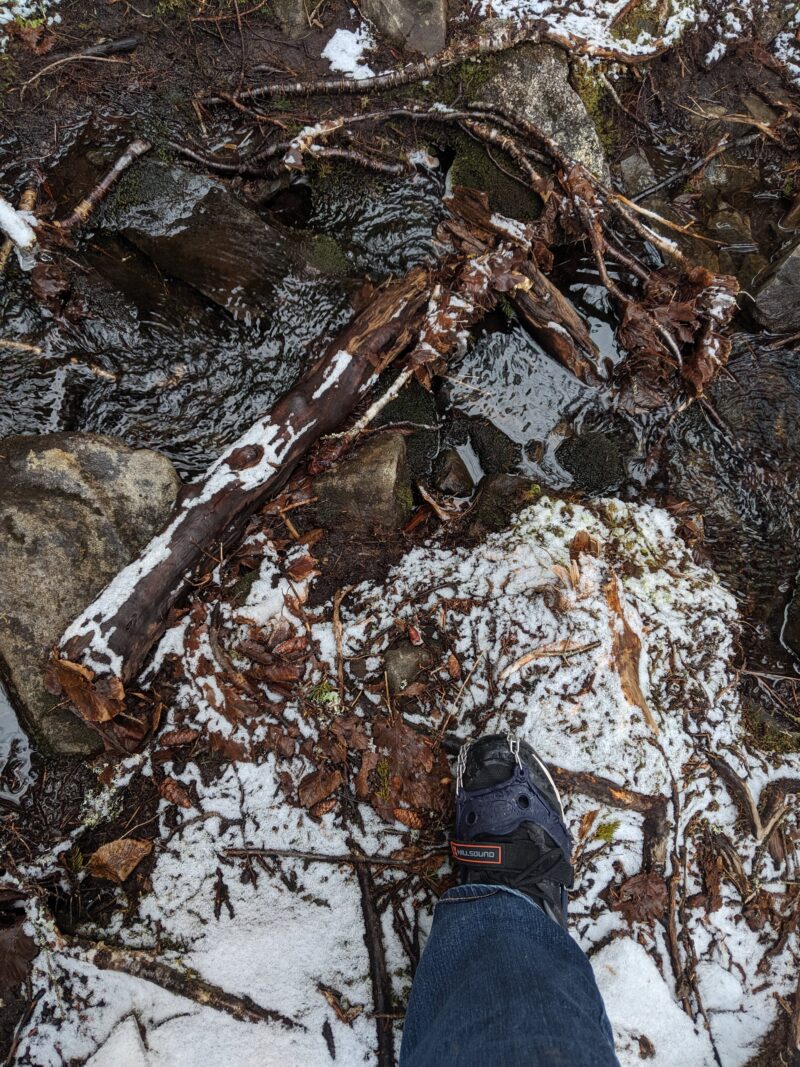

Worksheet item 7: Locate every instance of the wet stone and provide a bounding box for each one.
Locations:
[618,148,657,198]
[384,639,436,694]
[0,433,180,755]
[314,432,413,534]
[432,448,474,496]
[467,473,541,539]
[476,42,610,180]
[360,0,446,55]
[556,431,625,495]
[104,161,304,321]
[752,239,800,333]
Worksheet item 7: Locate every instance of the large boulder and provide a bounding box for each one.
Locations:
[752,239,800,333]
[360,0,446,55]
[314,432,413,534]
[0,433,181,755]
[477,43,610,179]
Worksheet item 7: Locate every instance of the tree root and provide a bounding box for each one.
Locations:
[61,934,303,1029]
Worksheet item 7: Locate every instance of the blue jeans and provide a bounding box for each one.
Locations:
[400,884,619,1066]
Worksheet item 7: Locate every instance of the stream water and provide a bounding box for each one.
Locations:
[2,125,799,795]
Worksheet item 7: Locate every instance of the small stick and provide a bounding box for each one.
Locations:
[224,845,443,870]
[348,837,395,1067]
[21,37,141,92]
[333,585,354,699]
[55,139,152,235]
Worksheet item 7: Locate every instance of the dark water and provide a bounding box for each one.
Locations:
[2,122,799,790]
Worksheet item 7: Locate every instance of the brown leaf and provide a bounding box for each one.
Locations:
[298,768,343,809]
[0,919,38,989]
[609,871,668,925]
[578,809,600,841]
[605,579,659,734]
[570,530,602,560]
[356,751,380,798]
[87,838,153,883]
[160,777,193,809]
[49,657,126,723]
[286,555,317,582]
[318,983,363,1025]
[446,652,461,679]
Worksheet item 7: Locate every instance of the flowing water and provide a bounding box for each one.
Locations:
[2,124,799,793]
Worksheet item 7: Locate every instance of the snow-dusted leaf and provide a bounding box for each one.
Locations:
[87,838,153,884]
[0,919,38,989]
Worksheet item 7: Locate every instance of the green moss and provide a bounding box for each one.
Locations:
[375,757,391,801]
[611,0,672,42]
[298,232,350,276]
[569,63,618,155]
[595,820,620,843]
[741,700,800,755]
[449,132,540,222]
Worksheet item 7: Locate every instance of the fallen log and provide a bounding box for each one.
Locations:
[48,266,430,743]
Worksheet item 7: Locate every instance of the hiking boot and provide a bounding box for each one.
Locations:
[450,733,574,928]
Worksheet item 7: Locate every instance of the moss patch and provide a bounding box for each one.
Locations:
[448,132,540,222]
[569,62,618,156]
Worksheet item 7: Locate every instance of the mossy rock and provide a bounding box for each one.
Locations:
[467,473,541,538]
[448,132,541,222]
[556,431,626,495]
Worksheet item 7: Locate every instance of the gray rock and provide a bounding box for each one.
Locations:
[106,161,302,320]
[432,449,474,496]
[315,433,413,534]
[384,639,435,694]
[360,0,446,55]
[272,0,306,37]
[477,43,609,179]
[752,240,800,333]
[0,433,181,755]
[618,148,657,198]
[556,431,625,494]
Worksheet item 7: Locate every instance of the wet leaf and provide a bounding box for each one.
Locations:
[310,796,338,818]
[355,751,379,798]
[393,807,425,829]
[578,809,600,841]
[446,652,461,680]
[608,871,668,925]
[318,983,363,1025]
[0,919,38,989]
[87,838,153,883]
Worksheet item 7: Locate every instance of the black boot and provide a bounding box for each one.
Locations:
[450,733,574,928]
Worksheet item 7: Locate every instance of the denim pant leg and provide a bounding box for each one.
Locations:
[400,884,619,1067]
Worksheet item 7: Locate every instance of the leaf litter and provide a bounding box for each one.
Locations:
[12,495,800,1067]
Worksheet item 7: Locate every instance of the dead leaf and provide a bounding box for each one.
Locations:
[446,652,461,679]
[608,871,668,925]
[605,578,659,734]
[318,983,364,1025]
[355,751,379,798]
[160,777,193,809]
[570,530,602,560]
[578,809,600,841]
[298,768,343,809]
[87,838,153,883]
[310,796,338,818]
[0,919,38,989]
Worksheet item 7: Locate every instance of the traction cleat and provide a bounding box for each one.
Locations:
[450,733,574,928]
